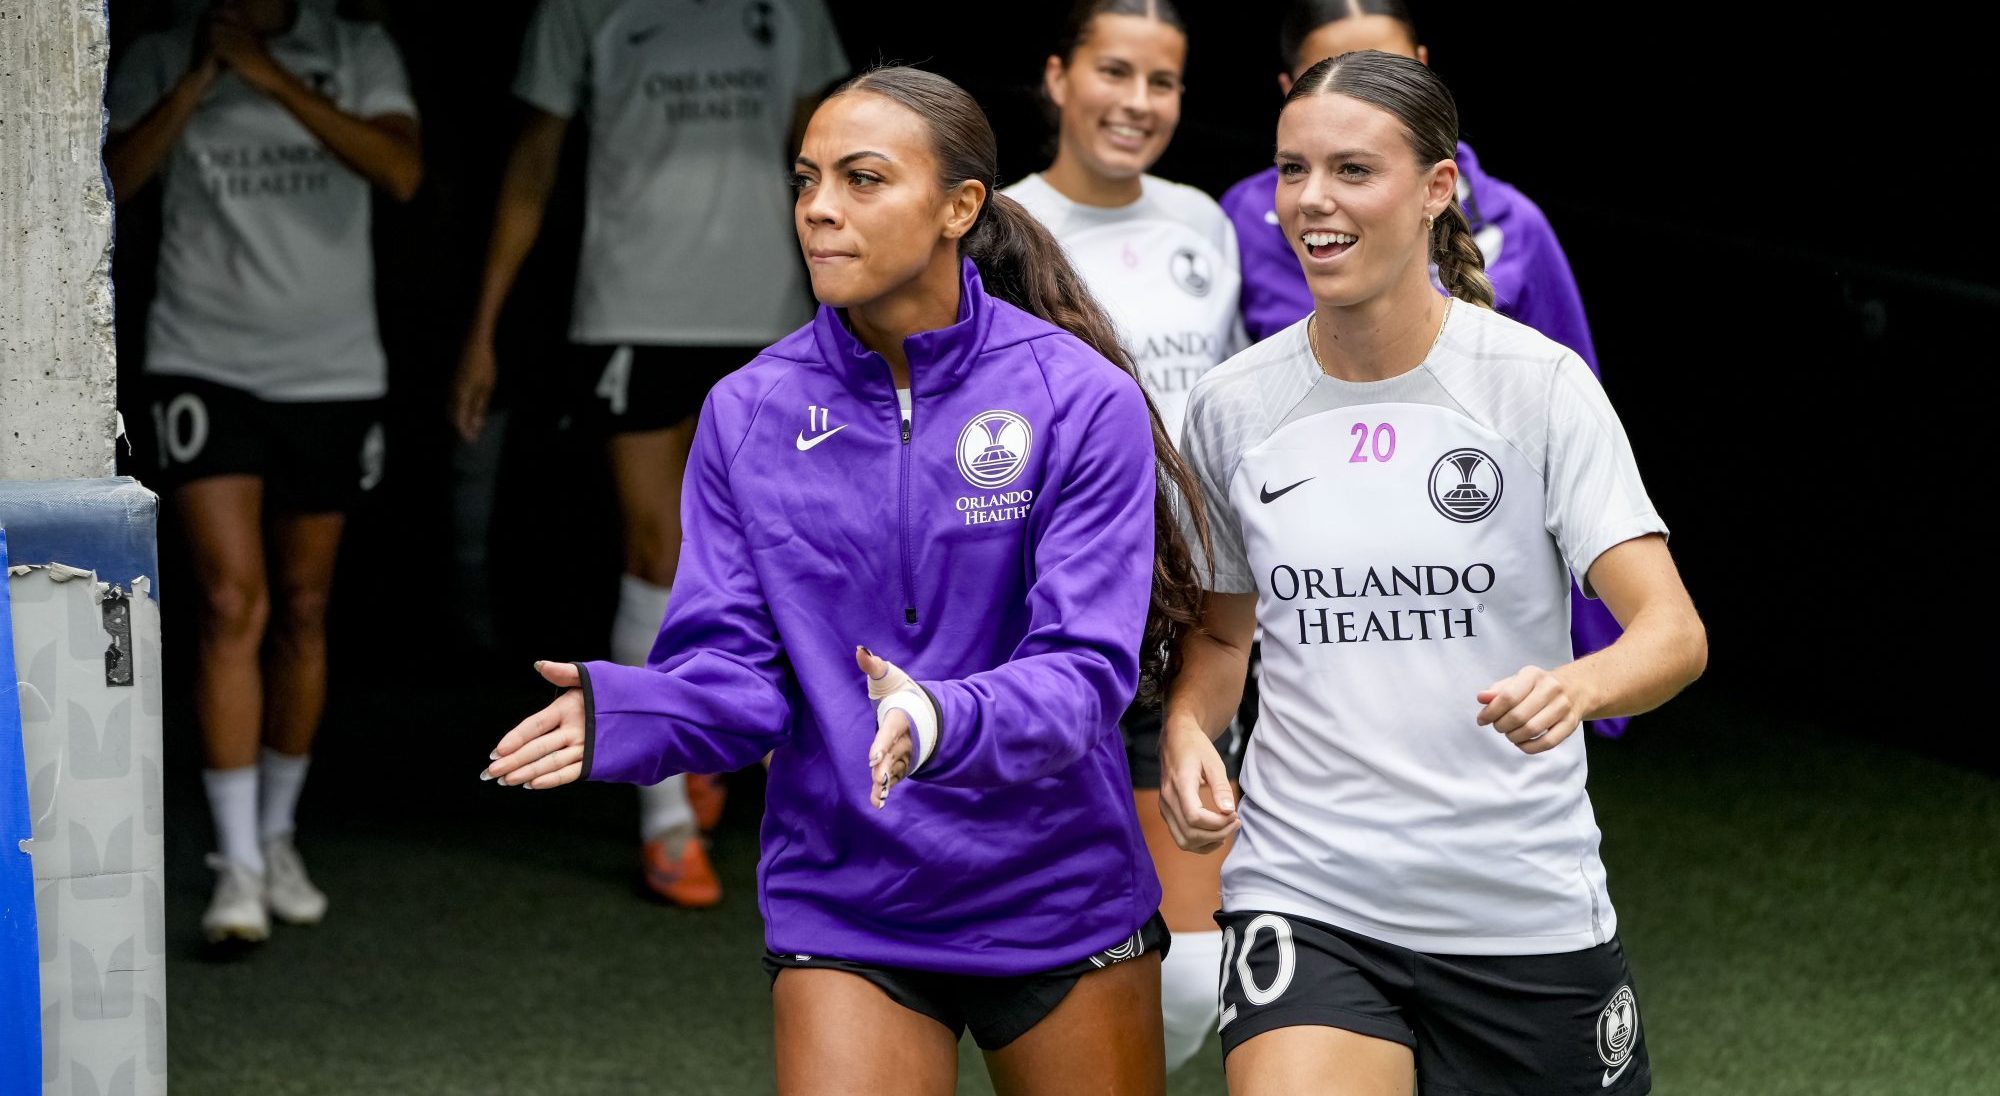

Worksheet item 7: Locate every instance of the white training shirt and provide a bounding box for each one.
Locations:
[1004,173,1246,441]
[1180,304,1668,955]
[514,0,848,346]
[107,10,417,401]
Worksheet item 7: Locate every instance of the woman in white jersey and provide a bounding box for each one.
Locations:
[1003,0,1245,1071]
[1160,52,1706,1094]
[104,0,422,945]
[449,0,849,907]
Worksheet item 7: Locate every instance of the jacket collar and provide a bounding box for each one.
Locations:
[812,258,996,399]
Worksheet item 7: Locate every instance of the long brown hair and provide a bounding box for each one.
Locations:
[1283,50,1495,308]
[829,65,1208,703]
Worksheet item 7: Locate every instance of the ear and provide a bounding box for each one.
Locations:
[1277,71,1294,97]
[1416,44,1431,67]
[1044,54,1069,111]
[942,178,987,242]
[1422,157,1459,221]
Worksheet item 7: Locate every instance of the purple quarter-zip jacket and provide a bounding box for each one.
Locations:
[573,259,1163,976]
[1220,143,1628,734]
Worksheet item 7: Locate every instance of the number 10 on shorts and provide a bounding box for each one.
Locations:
[1218,913,1298,1029]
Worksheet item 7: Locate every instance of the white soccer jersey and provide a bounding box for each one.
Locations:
[1004,173,1246,441]
[1180,304,1667,955]
[515,0,848,345]
[107,11,416,401]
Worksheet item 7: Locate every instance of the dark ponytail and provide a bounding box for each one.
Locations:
[1285,50,1495,310]
[830,66,1208,703]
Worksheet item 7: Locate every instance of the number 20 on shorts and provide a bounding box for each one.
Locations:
[1218,914,1299,1028]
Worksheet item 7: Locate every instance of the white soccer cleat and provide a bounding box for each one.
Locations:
[202,854,271,944]
[262,836,329,925]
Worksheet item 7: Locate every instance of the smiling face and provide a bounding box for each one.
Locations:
[791,92,983,310]
[1045,13,1187,184]
[1274,90,1455,309]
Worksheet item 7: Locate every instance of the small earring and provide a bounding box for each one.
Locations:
[1425,214,1435,230]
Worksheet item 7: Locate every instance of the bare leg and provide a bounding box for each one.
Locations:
[983,953,1166,1096]
[608,420,697,587]
[1225,1027,1414,1096]
[176,476,269,771]
[773,969,960,1096]
[261,511,345,756]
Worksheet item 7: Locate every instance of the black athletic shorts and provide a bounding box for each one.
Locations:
[763,912,1170,1051]
[1217,909,1650,1095]
[140,375,385,513]
[567,343,754,434]
[1124,641,1259,789]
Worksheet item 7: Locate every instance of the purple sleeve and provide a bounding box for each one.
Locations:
[1221,170,1315,344]
[913,366,1153,788]
[1501,202,1599,373]
[577,395,793,783]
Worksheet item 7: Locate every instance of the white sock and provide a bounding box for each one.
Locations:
[258,747,311,844]
[611,573,671,667]
[615,575,693,843]
[639,777,695,844]
[1161,929,1224,1072]
[203,766,264,875]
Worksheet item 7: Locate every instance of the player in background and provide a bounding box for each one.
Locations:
[1220,0,1628,733]
[1163,51,1705,1094]
[1003,0,1244,1071]
[484,66,1211,1095]
[105,0,423,944]
[449,0,850,907]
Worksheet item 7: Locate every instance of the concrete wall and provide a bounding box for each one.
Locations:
[0,0,118,481]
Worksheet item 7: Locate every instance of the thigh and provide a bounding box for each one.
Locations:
[1226,1025,1413,1096]
[772,967,960,1096]
[982,952,1165,1096]
[174,475,267,605]
[264,511,346,609]
[1409,938,1651,1095]
[607,421,697,526]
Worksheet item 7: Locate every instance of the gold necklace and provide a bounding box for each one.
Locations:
[1308,296,1455,378]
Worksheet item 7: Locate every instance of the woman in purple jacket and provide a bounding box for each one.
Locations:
[1219,0,1626,732]
[483,66,1205,1095]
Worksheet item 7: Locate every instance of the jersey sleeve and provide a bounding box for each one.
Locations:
[1216,219,1252,359]
[1543,355,1667,597]
[575,391,795,783]
[910,361,1152,788]
[1178,385,1256,594]
[792,0,850,96]
[106,32,175,133]
[349,24,417,120]
[512,0,591,119]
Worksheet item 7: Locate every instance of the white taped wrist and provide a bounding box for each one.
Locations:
[878,686,939,774]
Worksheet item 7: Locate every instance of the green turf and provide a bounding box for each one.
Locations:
[156,683,1996,1093]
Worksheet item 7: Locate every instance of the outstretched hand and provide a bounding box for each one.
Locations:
[857,647,915,809]
[484,660,587,789]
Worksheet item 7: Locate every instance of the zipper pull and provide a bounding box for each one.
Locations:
[904,607,917,624]
[901,418,911,444]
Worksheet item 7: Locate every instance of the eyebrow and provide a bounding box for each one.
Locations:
[793,150,894,170]
[1274,148,1384,162]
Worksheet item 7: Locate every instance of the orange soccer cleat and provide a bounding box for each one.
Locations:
[641,834,722,909]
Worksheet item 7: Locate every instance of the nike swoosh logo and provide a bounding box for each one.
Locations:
[1259,477,1314,503]
[627,25,663,45]
[1601,1059,1632,1088]
[794,425,848,451]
